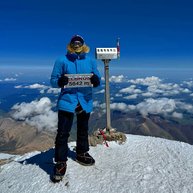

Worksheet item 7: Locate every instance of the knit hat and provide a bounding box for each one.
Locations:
[70,35,84,45]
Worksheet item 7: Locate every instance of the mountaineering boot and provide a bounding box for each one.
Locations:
[76,152,95,166]
[52,162,67,183]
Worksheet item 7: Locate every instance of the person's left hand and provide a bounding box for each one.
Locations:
[58,75,69,87]
[90,74,100,87]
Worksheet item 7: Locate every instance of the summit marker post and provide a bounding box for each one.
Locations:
[95,38,120,132]
[89,38,126,146]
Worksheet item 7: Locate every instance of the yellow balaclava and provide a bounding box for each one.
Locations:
[67,44,90,54]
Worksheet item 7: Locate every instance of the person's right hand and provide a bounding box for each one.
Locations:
[90,74,100,87]
[58,75,69,87]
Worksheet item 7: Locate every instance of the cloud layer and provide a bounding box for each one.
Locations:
[8,75,193,132]
[94,76,193,119]
[11,97,57,131]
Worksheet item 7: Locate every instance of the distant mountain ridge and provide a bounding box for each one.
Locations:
[0,118,54,154]
[89,110,193,145]
[1,110,193,155]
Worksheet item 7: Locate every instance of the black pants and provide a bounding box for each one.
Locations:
[55,110,90,162]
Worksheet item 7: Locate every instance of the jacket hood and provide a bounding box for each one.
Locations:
[67,44,90,54]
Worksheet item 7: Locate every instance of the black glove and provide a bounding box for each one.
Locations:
[58,75,69,87]
[90,74,100,87]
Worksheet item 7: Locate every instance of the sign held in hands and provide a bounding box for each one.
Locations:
[65,74,93,88]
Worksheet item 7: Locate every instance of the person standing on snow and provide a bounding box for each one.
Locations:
[50,35,101,182]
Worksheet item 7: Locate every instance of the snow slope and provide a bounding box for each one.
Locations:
[0,134,193,193]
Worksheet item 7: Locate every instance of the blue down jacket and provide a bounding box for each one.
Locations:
[50,52,101,113]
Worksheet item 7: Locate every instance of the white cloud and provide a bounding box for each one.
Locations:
[93,75,193,117]
[177,102,193,113]
[93,101,100,107]
[101,75,126,83]
[109,75,125,83]
[96,89,105,94]
[93,101,106,113]
[136,98,176,116]
[15,85,22,88]
[25,111,57,131]
[142,92,155,97]
[128,105,136,111]
[101,77,105,81]
[0,77,17,82]
[147,83,183,96]
[182,88,191,93]
[172,112,183,119]
[46,87,60,94]
[95,97,193,118]
[183,80,193,87]
[5,78,17,81]
[14,84,60,95]
[119,85,142,94]
[15,83,47,89]
[115,93,122,97]
[94,101,133,114]
[124,94,138,99]
[110,103,136,112]
[128,76,161,86]
[26,83,47,89]
[127,76,192,97]
[11,97,57,131]
[135,98,193,116]
[110,102,128,111]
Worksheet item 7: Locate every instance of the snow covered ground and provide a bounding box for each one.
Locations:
[0,134,193,193]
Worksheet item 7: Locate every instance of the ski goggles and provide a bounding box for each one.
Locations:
[71,41,83,47]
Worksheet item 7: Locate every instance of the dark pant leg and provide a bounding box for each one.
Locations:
[55,110,74,162]
[76,112,90,154]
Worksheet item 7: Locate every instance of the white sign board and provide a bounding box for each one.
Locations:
[65,74,93,88]
[95,48,118,60]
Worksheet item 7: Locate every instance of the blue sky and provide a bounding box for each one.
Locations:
[0,0,193,69]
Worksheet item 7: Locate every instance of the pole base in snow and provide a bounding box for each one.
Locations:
[89,128,127,147]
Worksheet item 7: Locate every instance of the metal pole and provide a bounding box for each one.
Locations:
[103,59,111,132]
